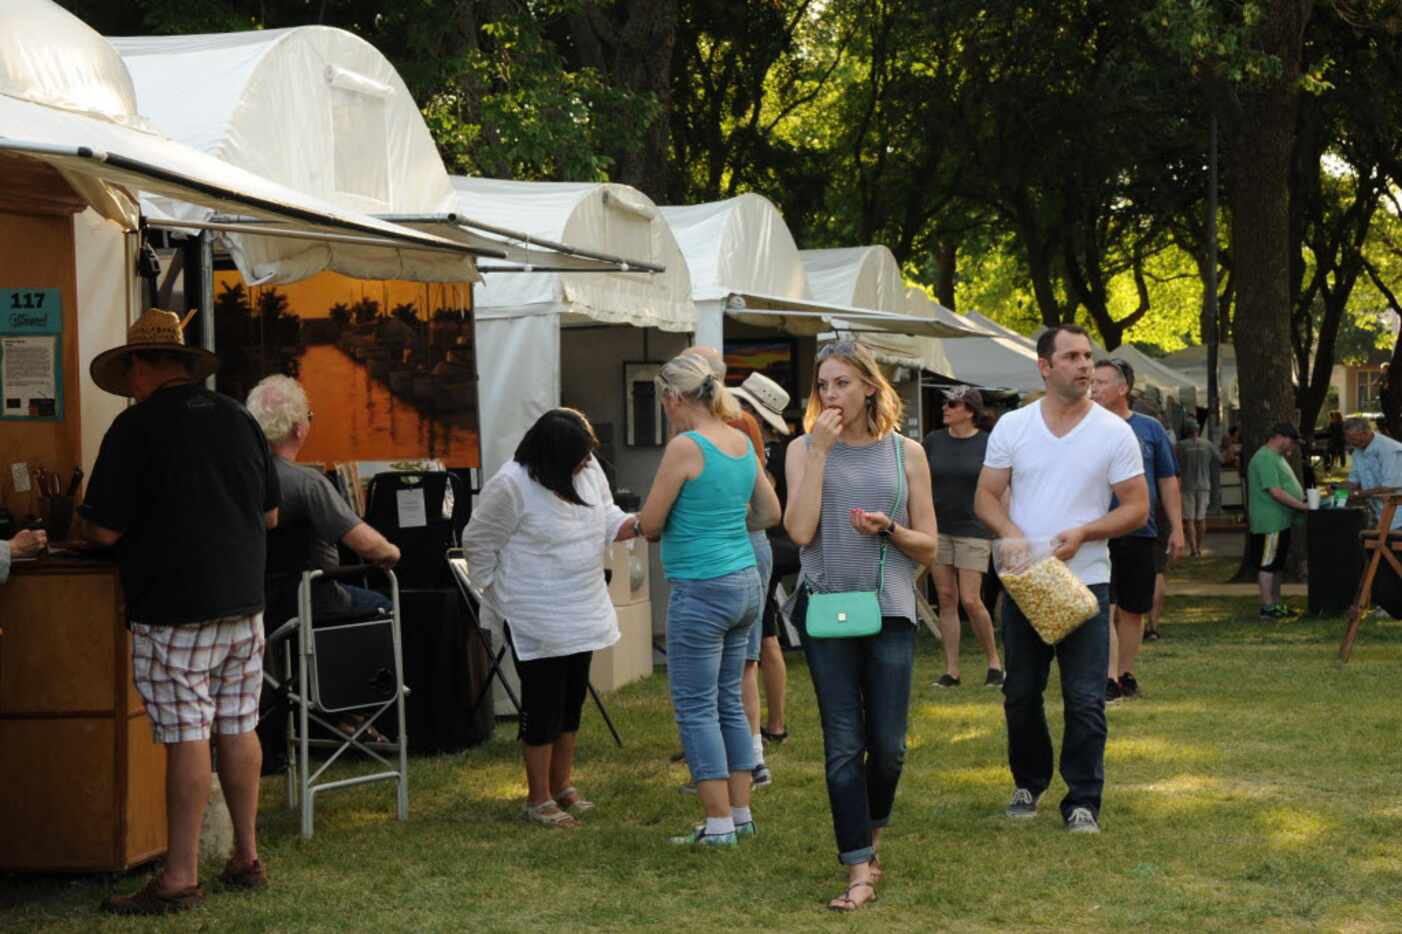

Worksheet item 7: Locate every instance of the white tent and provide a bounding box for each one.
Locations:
[661,195,967,347]
[927,309,1044,393]
[1162,344,1238,407]
[1,0,485,475]
[109,26,481,284]
[801,247,983,373]
[451,178,695,477]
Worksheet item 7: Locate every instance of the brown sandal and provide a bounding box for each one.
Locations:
[828,880,877,912]
[522,800,583,828]
[102,874,205,915]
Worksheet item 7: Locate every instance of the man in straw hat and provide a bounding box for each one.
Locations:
[731,371,794,756]
[81,309,281,914]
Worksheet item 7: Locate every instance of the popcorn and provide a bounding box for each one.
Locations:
[999,556,1099,645]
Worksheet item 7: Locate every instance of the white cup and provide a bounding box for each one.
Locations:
[1307,488,1321,510]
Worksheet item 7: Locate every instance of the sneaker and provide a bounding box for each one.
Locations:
[933,673,961,688]
[1005,787,1040,819]
[1066,807,1100,833]
[984,668,1005,688]
[1105,678,1123,704]
[1118,672,1139,699]
[1271,603,1298,618]
[735,819,758,838]
[752,764,773,788]
[667,825,738,847]
[1144,628,1161,642]
[760,727,788,745]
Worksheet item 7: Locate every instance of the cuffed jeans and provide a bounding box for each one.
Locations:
[747,531,774,660]
[795,587,915,865]
[667,568,762,782]
[1001,583,1110,820]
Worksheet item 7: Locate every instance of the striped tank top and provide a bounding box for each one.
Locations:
[798,433,917,623]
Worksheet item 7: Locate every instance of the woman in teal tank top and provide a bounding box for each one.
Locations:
[638,352,781,847]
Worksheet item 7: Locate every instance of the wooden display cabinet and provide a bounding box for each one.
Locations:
[0,558,167,871]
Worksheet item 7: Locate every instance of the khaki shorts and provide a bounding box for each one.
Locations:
[935,535,993,572]
[131,613,265,744]
[1181,489,1209,521]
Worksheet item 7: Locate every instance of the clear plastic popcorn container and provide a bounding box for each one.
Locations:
[992,537,1099,645]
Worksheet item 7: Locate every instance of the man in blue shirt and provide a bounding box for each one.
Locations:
[1091,359,1183,700]
[1344,416,1402,530]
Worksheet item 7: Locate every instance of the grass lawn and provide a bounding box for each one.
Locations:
[5,560,1402,932]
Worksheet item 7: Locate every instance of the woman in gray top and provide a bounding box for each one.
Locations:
[784,341,937,911]
[923,385,1003,689]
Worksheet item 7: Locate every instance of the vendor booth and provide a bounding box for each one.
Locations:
[447,177,693,703]
[0,1,499,872]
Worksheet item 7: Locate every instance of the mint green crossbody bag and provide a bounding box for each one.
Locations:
[805,434,906,639]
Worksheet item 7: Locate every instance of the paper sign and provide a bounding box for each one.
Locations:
[2,335,58,417]
[396,487,428,529]
[10,463,30,493]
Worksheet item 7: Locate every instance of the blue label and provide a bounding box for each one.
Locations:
[1,289,61,334]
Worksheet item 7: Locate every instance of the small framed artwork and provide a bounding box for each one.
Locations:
[724,338,798,398]
[623,362,665,446]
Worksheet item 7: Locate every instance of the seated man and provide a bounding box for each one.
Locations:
[1343,416,1402,531]
[246,375,399,614]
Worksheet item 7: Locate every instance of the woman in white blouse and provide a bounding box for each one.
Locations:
[462,409,639,828]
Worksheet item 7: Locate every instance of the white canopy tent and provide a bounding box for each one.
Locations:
[1162,344,1238,407]
[1,0,489,475]
[930,308,1045,393]
[801,247,984,372]
[448,178,695,477]
[109,26,489,285]
[661,195,968,348]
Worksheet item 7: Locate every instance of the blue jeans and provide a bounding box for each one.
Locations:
[343,584,392,613]
[747,531,774,661]
[1001,583,1110,820]
[667,568,762,781]
[795,587,915,865]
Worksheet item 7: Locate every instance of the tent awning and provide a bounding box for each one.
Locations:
[387,213,666,274]
[725,293,988,339]
[0,95,482,282]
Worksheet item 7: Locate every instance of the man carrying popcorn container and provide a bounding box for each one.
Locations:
[974,324,1148,835]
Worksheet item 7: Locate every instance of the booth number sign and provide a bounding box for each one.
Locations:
[0,288,64,421]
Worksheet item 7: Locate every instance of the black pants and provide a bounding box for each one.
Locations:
[511,646,592,746]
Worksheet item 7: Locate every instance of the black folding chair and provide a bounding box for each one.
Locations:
[446,548,622,748]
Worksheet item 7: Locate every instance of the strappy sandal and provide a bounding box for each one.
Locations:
[869,855,883,883]
[522,801,582,829]
[554,786,595,813]
[828,880,877,912]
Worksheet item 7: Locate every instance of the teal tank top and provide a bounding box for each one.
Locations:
[661,431,758,581]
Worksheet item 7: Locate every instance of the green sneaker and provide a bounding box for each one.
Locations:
[667,825,738,847]
[735,819,758,838]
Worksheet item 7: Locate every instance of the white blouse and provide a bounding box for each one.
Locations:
[461,457,628,662]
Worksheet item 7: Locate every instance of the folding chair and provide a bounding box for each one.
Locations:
[261,565,409,839]
[446,548,623,748]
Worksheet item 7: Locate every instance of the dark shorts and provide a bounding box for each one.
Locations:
[510,647,592,746]
[1249,529,1292,573]
[1108,536,1157,614]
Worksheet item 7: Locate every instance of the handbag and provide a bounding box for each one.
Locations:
[805,433,905,639]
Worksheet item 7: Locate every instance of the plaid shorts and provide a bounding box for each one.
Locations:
[131,613,265,744]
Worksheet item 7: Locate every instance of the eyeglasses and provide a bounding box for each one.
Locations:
[942,400,965,409]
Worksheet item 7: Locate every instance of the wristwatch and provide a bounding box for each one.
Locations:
[632,515,644,538]
[878,520,897,538]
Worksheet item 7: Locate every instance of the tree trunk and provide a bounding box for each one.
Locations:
[1226,0,1313,582]
[934,240,957,310]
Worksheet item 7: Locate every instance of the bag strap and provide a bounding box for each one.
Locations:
[876,433,906,595]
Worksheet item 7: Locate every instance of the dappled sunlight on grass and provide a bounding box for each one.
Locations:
[913,701,1001,721]
[940,764,1011,789]
[1262,805,1330,849]
[947,727,991,744]
[1106,734,1219,765]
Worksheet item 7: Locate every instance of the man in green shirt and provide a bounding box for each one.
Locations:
[1246,422,1308,618]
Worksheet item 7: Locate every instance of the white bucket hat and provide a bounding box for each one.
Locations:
[731,372,791,435]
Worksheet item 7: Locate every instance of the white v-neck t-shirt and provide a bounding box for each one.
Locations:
[984,399,1144,585]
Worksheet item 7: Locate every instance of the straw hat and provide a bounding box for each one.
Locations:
[731,372,791,435]
[90,308,219,397]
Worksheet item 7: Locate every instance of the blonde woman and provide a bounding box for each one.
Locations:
[784,341,937,911]
[639,353,781,847]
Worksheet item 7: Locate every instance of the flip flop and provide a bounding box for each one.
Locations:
[828,880,877,912]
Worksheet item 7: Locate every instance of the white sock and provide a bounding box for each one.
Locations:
[732,806,752,825]
[705,815,736,836]
[752,733,765,765]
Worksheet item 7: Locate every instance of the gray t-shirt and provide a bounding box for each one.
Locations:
[1176,437,1220,493]
[275,458,362,610]
[923,428,992,539]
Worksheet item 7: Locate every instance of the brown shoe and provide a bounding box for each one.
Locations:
[219,857,268,891]
[102,874,205,915]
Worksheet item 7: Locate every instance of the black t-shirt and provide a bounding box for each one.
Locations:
[923,428,992,539]
[80,383,279,625]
